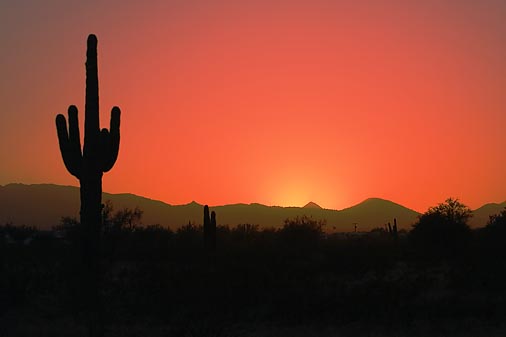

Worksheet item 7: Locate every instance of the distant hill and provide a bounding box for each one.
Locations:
[471,202,506,228]
[303,201,322,209]
[0,183,501,231]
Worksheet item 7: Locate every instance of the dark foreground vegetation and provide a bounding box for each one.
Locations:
[2,199,506,336]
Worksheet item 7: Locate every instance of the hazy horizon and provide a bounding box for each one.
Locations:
[2,181,505,213]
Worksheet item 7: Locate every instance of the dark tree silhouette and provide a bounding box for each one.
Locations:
[486,207,506,233]
[279,215,325,249]
[482,207,506,255]
[55,34,121,337]
[102,200,142,234]
[410,198,472,258]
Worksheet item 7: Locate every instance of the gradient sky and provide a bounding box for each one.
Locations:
[1,0,505,212]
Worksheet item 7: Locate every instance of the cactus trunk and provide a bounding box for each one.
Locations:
[393,218,398,240]
[80,176,102,267]
[204,205,217,253]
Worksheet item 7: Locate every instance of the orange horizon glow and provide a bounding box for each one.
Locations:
[1,1,505,213]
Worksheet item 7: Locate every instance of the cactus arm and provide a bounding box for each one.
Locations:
[84,34,100,157]
[109,106,121,157]
[101,106,121,172]
[204,205,210,228]
[67,105,82,151]
[55,106,82,179]
[56,115,69,145]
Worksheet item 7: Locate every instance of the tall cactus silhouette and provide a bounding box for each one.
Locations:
[203,205,216,252]
[56,34,120,244]
[55,34,120,337]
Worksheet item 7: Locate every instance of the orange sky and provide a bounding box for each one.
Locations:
[1,0,505,212]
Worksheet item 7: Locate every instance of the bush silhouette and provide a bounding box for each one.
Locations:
[102,200,142,234]
[410,198,472,259]
[485,207,506,233]
[279,215,325,253]
[280,215,325,237]
[482,207,506,257]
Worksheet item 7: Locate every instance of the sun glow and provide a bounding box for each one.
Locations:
[276,187,309,208]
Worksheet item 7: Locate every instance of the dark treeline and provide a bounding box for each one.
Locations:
[2,199,506,336]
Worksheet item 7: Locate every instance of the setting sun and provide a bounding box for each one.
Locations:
[271,180,311,208]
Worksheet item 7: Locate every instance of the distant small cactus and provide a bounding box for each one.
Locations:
[203,205,216,253]
[387,219,398,240]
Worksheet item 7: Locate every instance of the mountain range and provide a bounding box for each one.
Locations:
[0,183,504,232]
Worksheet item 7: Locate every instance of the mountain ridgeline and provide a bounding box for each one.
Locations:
[1,183,502,231]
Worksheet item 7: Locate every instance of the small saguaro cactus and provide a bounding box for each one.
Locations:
[55,34,120,244]
[392,218,398,240]
[387,219,398,240]
[203,205,217,252]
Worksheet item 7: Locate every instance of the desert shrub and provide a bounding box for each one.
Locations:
[480,207,506,260]
[0,223,37,242]
[485,207,506,234]
[279,215,325,247]
[409,198,472,260]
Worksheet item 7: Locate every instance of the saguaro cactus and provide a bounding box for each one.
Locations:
[392,218,398,240]
[387,219,398,240]
[55,35,120,336]
[56,34,120,244]
[203,205,216,252]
